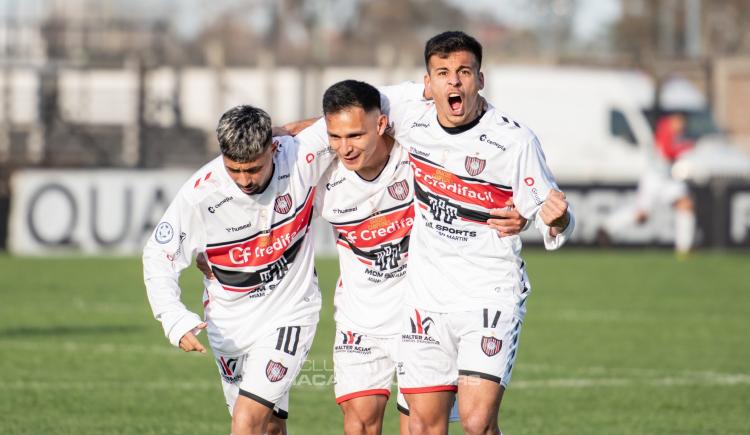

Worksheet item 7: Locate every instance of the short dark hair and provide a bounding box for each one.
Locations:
[216,105,272,162]
[322,80,381,115]
[424,31,483,70]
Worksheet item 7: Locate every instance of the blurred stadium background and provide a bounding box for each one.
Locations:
[0,1,749,434]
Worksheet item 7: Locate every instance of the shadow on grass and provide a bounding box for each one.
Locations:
[0,324,145,338]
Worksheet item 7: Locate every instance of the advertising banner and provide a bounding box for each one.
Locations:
[8,171,750,255]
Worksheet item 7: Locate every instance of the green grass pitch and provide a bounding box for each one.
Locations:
[1,250,749,434]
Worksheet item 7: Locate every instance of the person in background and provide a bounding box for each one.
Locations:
[601,112,696,256]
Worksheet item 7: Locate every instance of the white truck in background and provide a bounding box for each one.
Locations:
[483,67,750,247]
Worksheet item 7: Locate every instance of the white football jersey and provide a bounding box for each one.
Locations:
[143,135,334,355]
[321,140,414,336]
[296,117,414,336]
[380,82,576,312]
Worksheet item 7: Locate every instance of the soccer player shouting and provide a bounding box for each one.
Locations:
[379,31,575,435]
[143,105,333,435]
[197,80,528,435]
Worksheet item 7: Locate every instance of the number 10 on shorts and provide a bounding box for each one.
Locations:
[275,326,301,356]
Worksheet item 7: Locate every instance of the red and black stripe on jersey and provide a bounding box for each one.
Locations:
[330,202,413,270]
[205,187,315,292]
[409,154,512,224]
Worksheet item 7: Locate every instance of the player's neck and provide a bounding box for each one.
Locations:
[355,135,394,182]
[437,100,485,135]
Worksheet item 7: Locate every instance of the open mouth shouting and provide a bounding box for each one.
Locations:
[448,93,464,115]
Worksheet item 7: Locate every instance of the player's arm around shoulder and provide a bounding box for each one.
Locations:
[289,118,337,186]
[378,81,427,106]
[143,169,210,351]
[378,81,428,133]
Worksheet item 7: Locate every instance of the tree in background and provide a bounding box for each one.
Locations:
[613,0,750,63]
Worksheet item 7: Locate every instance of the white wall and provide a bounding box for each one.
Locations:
[0,69,39,124]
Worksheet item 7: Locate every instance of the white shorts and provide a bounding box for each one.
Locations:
[214,324,316,419]
[333,327,409,414]
[398,298,526,394]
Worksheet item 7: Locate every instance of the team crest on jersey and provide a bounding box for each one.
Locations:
[465,156,486,176]
[274,194,293,214]
[481,336,502,357]
[265,360,288,382]
[387,179,410,201]
[216,356,243,383]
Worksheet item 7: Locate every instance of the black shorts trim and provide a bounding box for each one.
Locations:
[238,389,288,419]
[458,369,502,384]
[397,403,410,416]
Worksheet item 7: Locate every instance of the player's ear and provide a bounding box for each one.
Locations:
[377,113,388,135]
[478,71,485,91]
[423,84,433,101]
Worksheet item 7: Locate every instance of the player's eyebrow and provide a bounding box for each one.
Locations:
[225,164,261,173]
[327,129,366,138]
[435,64,473,72]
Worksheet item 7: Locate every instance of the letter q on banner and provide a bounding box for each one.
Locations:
[9,169,191,256]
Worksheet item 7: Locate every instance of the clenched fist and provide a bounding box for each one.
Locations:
[540,190,570,236]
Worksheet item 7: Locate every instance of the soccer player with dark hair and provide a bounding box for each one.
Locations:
[378,31,575,435]
[143,105,334,435]
[318,78,414,434]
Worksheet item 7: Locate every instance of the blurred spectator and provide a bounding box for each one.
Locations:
[599,113,696,257]
[655,113,694,163]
